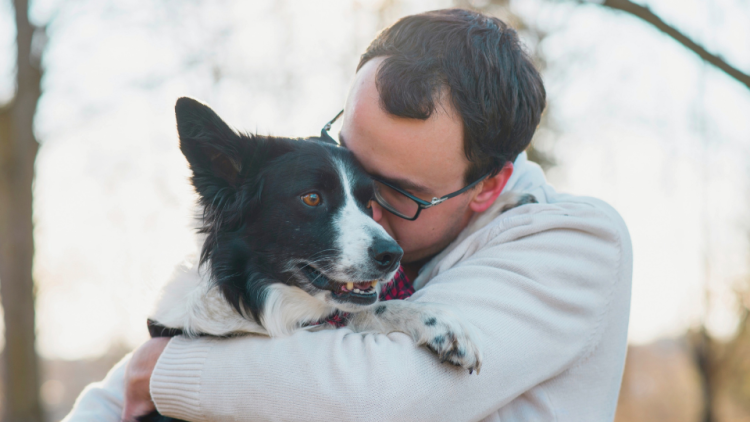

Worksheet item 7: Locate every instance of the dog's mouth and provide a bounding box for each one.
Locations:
[300,265,379,305]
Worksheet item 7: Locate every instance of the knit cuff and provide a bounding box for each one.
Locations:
[151,336,214,421]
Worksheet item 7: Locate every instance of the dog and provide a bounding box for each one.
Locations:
[140,97,524,421]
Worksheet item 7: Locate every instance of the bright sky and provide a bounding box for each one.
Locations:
[1,0,748,360]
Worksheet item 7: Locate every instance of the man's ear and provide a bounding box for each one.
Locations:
[175,97,252,200]
[469,162,514,213]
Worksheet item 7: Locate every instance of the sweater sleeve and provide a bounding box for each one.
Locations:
[62,353,131,422]
[151,200,631,422]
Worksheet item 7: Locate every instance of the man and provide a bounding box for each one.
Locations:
[66,9,632,422]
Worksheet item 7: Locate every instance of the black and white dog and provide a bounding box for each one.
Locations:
[141,97,490,421]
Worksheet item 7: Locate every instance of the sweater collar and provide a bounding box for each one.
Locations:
[500,151,547,199]
[412,153,549,290]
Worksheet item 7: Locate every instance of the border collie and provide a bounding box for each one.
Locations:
[140,97,500,421]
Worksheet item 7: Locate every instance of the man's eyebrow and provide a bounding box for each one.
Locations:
[379,176,431,195]
[338,132,430,194]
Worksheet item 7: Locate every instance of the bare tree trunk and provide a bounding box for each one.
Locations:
[693,328,715,422]
[0,0,44,420]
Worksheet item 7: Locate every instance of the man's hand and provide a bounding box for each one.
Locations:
[121,337,170,422]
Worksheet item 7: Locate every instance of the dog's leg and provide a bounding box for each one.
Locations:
[348,301,483,374]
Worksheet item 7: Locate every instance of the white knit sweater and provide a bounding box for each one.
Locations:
[64,153,632,422]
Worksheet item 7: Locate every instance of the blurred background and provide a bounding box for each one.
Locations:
[0,0,749,420]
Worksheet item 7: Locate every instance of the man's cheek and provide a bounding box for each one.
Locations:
[375,213,397,240]
[393,221,426,254]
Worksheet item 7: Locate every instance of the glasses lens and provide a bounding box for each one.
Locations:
[373,180,420,219]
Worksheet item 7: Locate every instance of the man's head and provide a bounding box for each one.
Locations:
[339,9,546,264]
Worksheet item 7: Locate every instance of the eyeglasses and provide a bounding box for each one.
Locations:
[321,110,489,221]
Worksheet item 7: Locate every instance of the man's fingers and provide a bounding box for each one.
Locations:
[121,337,171,422]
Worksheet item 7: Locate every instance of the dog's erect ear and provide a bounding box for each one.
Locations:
[175,97,296,242]
[175,97,248,191]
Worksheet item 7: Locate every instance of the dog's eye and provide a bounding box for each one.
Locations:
[301,192,322,207]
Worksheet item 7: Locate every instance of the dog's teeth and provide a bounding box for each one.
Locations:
[370,281,378,288]
[346,282,354,291]
[354,288,361,293]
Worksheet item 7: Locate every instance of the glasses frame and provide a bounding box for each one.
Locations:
[321,110,490,221]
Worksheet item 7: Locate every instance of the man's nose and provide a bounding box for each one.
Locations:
[369,200,383,222]
[369,237,403,271]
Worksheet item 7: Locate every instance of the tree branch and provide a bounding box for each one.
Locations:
[591,0,750,90]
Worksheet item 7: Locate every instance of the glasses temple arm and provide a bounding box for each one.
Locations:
[426,173,491,207]
[323,110,344,132]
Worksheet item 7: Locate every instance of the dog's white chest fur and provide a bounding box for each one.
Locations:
[151,261,336,338]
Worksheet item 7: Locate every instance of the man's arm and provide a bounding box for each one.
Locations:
[62,353,130,422]
[152,200,631,422]
[65,338,171,422]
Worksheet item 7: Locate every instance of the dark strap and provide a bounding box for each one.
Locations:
[147,319,185,338]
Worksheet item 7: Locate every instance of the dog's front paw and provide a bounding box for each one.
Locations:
[417,309,483,374]
[353,301,483,374]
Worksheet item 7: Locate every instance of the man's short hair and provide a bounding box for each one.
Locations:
[358,9,546,183]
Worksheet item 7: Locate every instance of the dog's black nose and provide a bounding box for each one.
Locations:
[369,238,403,271]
